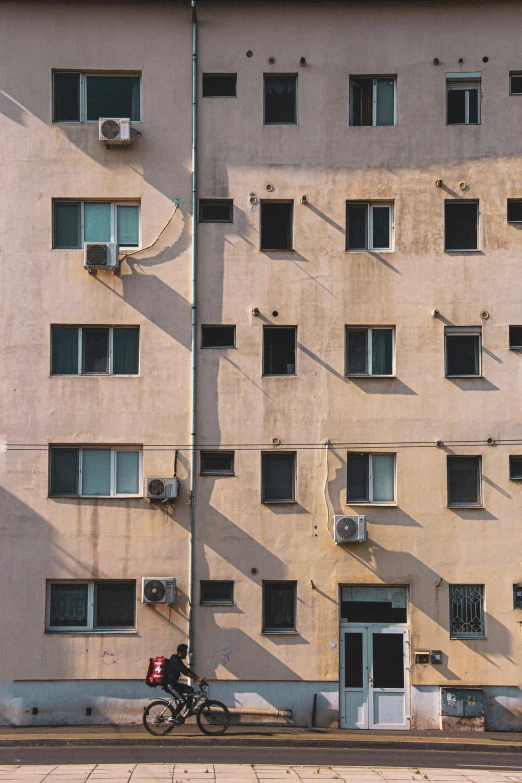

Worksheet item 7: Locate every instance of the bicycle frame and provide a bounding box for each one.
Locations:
[148,680,209,718]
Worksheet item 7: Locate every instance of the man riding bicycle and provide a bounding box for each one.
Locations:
[163,643,204,719]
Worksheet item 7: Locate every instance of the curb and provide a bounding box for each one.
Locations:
[0,737,521,752]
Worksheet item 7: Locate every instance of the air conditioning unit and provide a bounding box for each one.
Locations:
[99,117,132,144]
[146,477,180,501]
[333,515,367,544]
[142,577,177,604]
[84,242,119,271]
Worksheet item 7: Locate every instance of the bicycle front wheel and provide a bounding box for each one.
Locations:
[143,700,175,736]
[196,700,230,736]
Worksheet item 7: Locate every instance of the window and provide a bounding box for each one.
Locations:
[200,451,234,475]
[450,584,485,638]
[50,447,142,497]
[200,581,234,605]
[509,456,522,480]
[446,74,481,125]
[202,74,237,98]
[264,74,297,124]
[260,202,293,250]
[262,452,295,503]
[346,327,394,376]
[53,201,140,249]
[509,72,522,95]
[201,325,236,349]
[444,201,478,251]
[447,456,482,507]
[199,199,233,223]
[507,200,522,223]
[47,580,136,632]
[346,202,393,251]
[263,581,296,633]
[350,76,396,126]
[347,453,395,504]
[445,327,481,377]
[263,327,296,376]
[53,72,141,123]
[509,326,522,349]
[51,326,139,375]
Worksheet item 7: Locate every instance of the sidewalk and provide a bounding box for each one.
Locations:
[1,725,522,752]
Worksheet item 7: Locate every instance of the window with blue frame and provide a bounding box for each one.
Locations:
[53,72,141,123]
[53,201,140,249]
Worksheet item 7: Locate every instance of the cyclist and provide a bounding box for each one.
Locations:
[163,643,204,720]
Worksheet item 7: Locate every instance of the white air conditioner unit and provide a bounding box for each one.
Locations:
[333,515,367,544]
[142,577,177,604]
[84,242,119,271]
[146,477,180,501]
[99,117,132,144]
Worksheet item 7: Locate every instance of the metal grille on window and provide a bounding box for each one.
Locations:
[450,584,484,637]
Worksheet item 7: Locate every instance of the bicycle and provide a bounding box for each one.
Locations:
[143,678,230,736]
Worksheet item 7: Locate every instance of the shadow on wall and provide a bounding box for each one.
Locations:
[485,687,522,731]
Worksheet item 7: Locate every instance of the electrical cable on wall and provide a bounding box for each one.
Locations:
[119,201,180,265]
[324,440,332,536]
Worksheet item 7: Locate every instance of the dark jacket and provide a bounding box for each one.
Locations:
[165,654,192,685]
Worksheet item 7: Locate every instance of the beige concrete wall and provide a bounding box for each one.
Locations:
[2,0,522,724]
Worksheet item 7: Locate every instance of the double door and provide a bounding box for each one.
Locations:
[340,625,410,730]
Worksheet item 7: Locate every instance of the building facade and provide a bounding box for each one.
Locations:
[2,0,522,731]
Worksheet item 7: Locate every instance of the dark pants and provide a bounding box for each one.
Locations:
[163,682,194,717]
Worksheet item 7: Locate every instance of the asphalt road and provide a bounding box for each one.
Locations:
[0,746,521,770]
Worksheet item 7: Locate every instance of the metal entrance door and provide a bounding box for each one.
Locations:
[340,625,410,729]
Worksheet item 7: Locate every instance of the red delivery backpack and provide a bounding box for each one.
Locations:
[145,656,167,687]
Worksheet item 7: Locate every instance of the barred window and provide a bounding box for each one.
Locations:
[450,584,485,638]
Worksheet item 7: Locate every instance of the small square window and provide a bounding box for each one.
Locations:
[202,74,237,98]
[447,456,482,507]
[199,199,233,223]
[263,581,296,633]
[450,584,484,638]
[345,327,394,376]
[346,202,393,251]
[446,75,481,125]
[347,453,395,504]
[350,76,396,126]
[509,326,522,349]
[262,452,295,503]
[200,451,234,475]
[507,200,522,223]
[201,325,236,348]
[263,327,296,376]
[445,327,481,377]
[510,72,522,95]
[444,201,479,251]
[200,581,234,605]
[509,456,522,480]
[260,202,293,250]
[264,74,297,124]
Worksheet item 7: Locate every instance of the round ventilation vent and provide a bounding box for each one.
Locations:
[144,580,166,602]
[148,478,166,497]
[86,244,107,266]
[336,516,357,541]
[101,119,121,140]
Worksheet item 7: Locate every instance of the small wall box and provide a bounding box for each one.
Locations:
[514,585,522,609]
[415,651,430,664]
[431,650,442,665]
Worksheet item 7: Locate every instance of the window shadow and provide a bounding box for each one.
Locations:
[448,507,498,520]
[447,377,499,391]
[483,474,511,499]
[348,377,417,395]
[263,503,309,515]
[303,203,345,234]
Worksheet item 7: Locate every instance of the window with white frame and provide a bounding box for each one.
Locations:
[50,447,142,497]
[446,73,481,125]
[345,327,394,376]
[450,584,485,638]
[445,326,481,377]
[51,326,139,376]
[346,202,394,251]
[350,76,397,126]
[53,201,140,249]
[46,580,136,632]
[347,452,395,504]
[53,72,141,123]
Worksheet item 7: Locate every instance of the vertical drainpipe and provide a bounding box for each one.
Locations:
[188,0,198,672]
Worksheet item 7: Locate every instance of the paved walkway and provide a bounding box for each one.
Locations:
[0,766,522,782]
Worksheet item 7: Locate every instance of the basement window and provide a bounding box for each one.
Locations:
[199,199,233,223]
[509,326,522,349]
[446,74,481,125]
[201,325,236,348]
[262,452,296,503]
[445,327,481,377]
[444,201,478,251]
[200,451,235,476]
[202,73,237,98]
[447,456,482,507]
[346,202,393,251]
[263,581,297,633]
[46,580,136,632]
[264,74,297,124]
[260,201,293,250]
[53,72,141,123]
[263,326,296,376]
[507,200,522,223]
[350,76,396,126]
[200,581,234,605]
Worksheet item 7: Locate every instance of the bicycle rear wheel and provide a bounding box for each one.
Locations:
[196,700,230,736]
[143,700,175,736]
